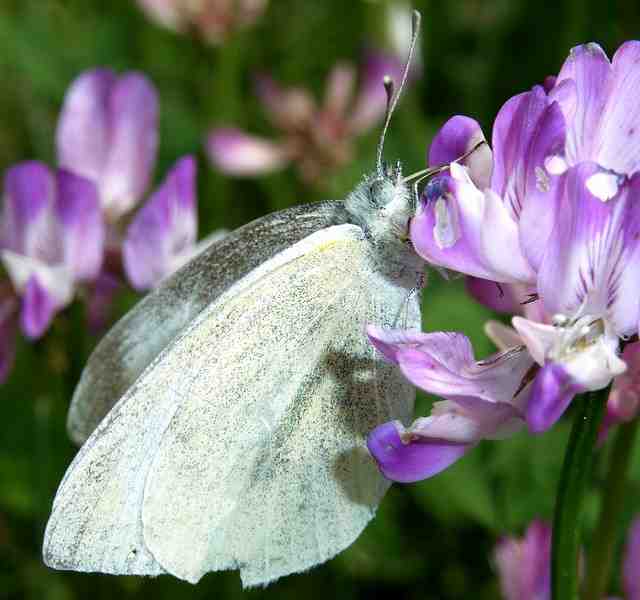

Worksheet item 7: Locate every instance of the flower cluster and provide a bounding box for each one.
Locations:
[207,50,406,184]
[368,42,640,482]
[0,69,212,382]
[493,518,640,599]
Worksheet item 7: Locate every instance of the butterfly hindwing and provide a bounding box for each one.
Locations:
[44,223,419,586]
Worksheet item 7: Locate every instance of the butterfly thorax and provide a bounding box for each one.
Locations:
[344,170,423,282]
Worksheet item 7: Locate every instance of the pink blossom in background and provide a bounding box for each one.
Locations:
[207,50,407,183]
[136,0,268,45]
[494,520,552,600]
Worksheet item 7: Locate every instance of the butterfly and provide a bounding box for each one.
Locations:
[42,11,470,587]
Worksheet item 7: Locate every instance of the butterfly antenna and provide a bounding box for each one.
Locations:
[376,9,421,176]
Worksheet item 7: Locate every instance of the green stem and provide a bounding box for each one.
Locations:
[551,389,608,600]
[583,418,639,600]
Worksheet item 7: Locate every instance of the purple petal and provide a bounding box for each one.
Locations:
[55,170,104,281]
[518,100,567,271]
[554,42,640,175]
[526,362,584,433]
[466,277,527,314]
[123,156,197,291]
[20,275,58,339]
[596,41,640,175]
[490,87,549,219]
[368,326,533,407]
[556,43,612,166]
[349,49,404,134]
[428,115,493,189]
[537,164,640,335]
[56,68,117,185]
[624,517,640,600]
[206,128,289,176]
[494,520,552,600]
[101,73,159,219]
[367,420,470,483]
[1,162,55,257]
[411,167,535,283]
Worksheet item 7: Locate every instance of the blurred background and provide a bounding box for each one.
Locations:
[1,1,640,599]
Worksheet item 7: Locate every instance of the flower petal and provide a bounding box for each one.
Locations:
[624,517,640,600]
[555,43,612,167]
[20,275,59,339]
[349,49,404,134]
[494,520,552,600]
[368,326,533,407]
[411,167,535,283]
[1,161,57,259]
[517,100,567,271]
[526,362,584,433]
[1,251,74,308]
[324,63,356,118]
[512,317,557,366]
[596,41,640,175]
[428,115,493,189]
[55,170,104,281]
[537,164,640,334]
[607,342,640,425]
[484,320,524,352]
[136,0,185,32]
[206,128,289,176]
[490,87,548,217]
[466,277,527,314]
[100,73,159,219]
[123,156,197,291]
[56,68,117,185]
[367,420,470,483]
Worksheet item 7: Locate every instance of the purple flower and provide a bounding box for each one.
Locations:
[494,516,640,600]
[56,68,159,222]
[206,50,406,184]
[136,0,268,45]
[0,162,104,338]
[406,41,640,434]
[366,326,532,482]
[494,520,552,600]
[122,156,226,291]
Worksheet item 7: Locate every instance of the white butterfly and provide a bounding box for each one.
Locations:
[42,11,442,587]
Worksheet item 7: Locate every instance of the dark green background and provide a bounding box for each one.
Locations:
[1,2,639,599]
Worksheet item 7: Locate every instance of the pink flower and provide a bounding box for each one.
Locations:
[206,50,406,184]
[494,520,552,600]
[136,0,268,45]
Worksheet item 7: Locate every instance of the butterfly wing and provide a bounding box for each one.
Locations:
[44,223,420,586]
[67,201,350,444]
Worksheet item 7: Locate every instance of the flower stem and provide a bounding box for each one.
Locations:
[551,389,608,600]
[583,418,639,600]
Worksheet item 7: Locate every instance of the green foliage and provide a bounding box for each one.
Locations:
[1,1,639,599]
